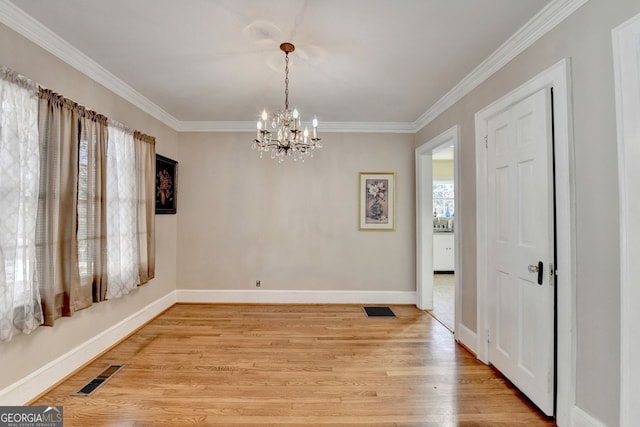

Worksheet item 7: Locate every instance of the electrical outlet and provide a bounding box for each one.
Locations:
[256,280,261,288]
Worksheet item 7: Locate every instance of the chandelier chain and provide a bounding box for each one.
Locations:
[284,52,290,110]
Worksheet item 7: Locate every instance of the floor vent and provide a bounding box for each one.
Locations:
[363,306,396,317]
[73,364,125,396]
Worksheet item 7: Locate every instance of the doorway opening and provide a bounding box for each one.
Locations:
[431,145,456,331]
[415,125,461,335]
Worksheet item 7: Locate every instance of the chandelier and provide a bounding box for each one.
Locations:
[252,42,322,162]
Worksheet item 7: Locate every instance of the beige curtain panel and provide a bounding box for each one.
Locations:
[37,89,93,325]
[134,131,156,284]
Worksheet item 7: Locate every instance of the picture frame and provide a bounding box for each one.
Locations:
[359,172,396,231]
[155,154,178,214]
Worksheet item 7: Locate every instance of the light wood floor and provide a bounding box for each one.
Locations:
[32,304,555,426]
[430,273,455,332]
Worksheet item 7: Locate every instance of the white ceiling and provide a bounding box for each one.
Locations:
[5,0,553,130]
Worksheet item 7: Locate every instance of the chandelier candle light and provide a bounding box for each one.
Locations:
[252,42,322,162]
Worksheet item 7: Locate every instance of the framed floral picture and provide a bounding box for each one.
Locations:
[156,154,177,214]
[359,172,396,231]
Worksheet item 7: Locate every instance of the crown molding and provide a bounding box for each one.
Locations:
[413,0,590,132]
[177,120,416,133]
[176,121,256,132]
[0,0,181,131]
[321,121,416,133]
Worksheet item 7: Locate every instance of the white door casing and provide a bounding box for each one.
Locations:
[415,146,435,311]
[475,59,575,427]
[613,12,640,427]
[486,88,554,414]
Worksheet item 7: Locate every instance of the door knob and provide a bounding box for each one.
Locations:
[528,261,544,285]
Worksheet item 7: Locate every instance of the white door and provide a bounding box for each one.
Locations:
[486,87,555,415]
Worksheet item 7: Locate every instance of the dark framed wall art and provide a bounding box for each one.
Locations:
[155,154,178,214]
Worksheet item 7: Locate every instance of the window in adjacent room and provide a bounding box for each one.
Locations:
[433,180,454,217]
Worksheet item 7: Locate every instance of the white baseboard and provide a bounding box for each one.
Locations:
[454,322,477,355]
[176,289,417,305]
[0,291,177,405]
[571,406,608,427]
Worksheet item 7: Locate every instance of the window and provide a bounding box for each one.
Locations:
[1,66,156,341]
[433,180,454,217]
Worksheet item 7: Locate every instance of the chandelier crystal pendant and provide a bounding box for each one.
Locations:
[252,42,322,162]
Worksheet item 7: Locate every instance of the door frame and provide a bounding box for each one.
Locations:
[475,59,575,425]
[415,125,461,333]
[613,12,640,427]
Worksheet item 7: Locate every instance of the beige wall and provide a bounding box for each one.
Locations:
[177,132,415,293]
[415,1,640,424]
[0,23,179,391]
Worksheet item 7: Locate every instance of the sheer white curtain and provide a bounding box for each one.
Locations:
[106,123,139,299]
[0,66,43,341]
